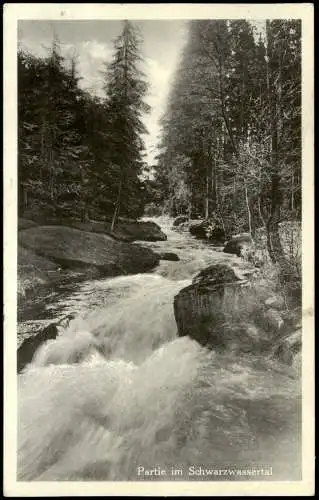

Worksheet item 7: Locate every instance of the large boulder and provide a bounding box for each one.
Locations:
[113,220,167,242]
[62,220,133,242]
[157,252,180,262]
[18,246,63,296]
[272,330,302,366]
[189,219,225,242]
[19,226,160,276]
[223,233,253,256]
[173,216,188,227]
[19,216,167,242]
[174,263,269,352]
[189,220,205,238]
[18,323,59,373]
[17,315,74,373]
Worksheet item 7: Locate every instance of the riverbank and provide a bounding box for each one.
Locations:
[18,216,301,373]
[17,216,302,481]
[18,218,167,298]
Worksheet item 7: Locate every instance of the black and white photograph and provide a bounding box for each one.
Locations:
[3,3,314,496]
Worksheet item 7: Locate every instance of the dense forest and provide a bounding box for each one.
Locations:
[152,20,301,233]
[19,19,301,258]
[18,21,151,224]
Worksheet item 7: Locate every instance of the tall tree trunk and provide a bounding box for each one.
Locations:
[291,171,295,211]
[111,177,123,232]
[82,206,89,223]
[266,21,284,264]
[258,196,267,228]
[205,167,209,220]
[211,150,218,214]
[187,200,192,220]
[202,150,211,219]
[265,21,296,301]
[243,178,252,235]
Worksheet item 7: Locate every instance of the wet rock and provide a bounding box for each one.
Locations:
[173,216,188,227]
[192,263,241,286]
[223,233,253,257]
[189,220,206,238]
[19,226,160,276]
[272,330,302,366]
[18,246,64,297]
[21,217,167,243]
[18,323,58,372]
[63,220,133,242]
[177,221,191,232]
[105,219,167,242]
[174,263,261,350]
[157,252,180,262]
[189,220,225,242]
[17,314,75,372]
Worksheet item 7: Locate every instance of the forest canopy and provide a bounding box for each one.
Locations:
[18,19,301,237]
[153,19,301,237]
[18,21,151,223]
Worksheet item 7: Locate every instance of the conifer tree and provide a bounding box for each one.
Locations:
[103,20,150,228]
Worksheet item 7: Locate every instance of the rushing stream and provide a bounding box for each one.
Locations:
[18,217,301,481]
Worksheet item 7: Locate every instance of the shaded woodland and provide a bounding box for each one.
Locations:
[18,19,302,301]
[18,21,151,224]
[152,20,301,234]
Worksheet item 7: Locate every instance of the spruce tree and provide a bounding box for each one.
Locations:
[103,20,150,228]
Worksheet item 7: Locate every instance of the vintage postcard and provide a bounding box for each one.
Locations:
[3,3,314,496]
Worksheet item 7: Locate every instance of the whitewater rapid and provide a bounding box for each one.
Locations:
[18,217,301,481]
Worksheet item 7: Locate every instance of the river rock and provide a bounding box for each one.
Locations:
[189,220,206,238]
[20,216,167,243]
[17,323,59,373]
[157,252,180,262]
[189,220,225,242]
[223,233,253,256]
[19,226,160,276]
[18,246,63,296]
[63,220,133,242]
[272,330,302,366]
[17,315,74,372]
[173,216,188,227]
[18,323,59,373]
[174,263,264,351]
[113,220,167,242]
[192,263,243,286]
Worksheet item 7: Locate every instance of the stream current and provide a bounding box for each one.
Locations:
[18,217,301,481]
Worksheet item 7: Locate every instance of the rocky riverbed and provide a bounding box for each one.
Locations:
[17,216,302,481]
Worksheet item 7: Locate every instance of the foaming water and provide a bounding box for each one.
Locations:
[18,217,301,481]
[32,274,189,366]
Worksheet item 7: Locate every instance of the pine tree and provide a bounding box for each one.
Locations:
[154,18,301,244]
[103,20,150,228]
[18,41,96,221]
[156,20,223,219]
